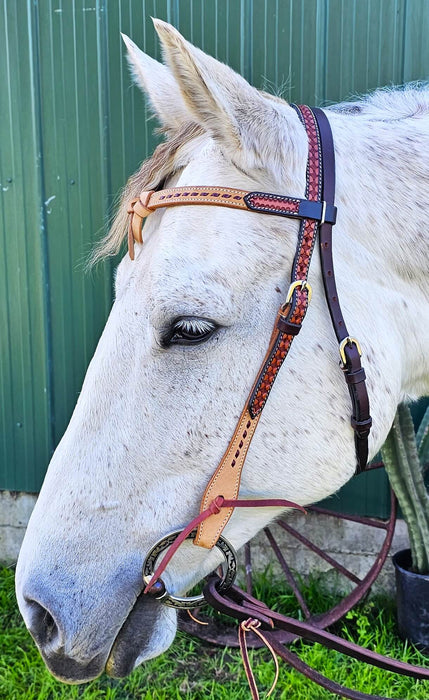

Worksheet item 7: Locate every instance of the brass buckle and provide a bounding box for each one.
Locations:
[339,336,362,367]
[142,529,237,609]
[284,280,312,306]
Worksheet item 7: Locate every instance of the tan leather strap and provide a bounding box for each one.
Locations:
[194,409,260,547]
[127,190,155,260]
[192,291,310,547]
[195,105,321,547]
[126,186,337,259]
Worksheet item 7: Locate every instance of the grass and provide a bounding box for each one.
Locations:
[2,566,429,699]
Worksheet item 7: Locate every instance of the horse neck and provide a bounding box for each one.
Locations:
[329,110,429,399]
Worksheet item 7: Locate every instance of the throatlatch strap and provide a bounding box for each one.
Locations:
[312,107,371,474]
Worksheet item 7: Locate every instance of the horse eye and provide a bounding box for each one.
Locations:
[163,317,218,347]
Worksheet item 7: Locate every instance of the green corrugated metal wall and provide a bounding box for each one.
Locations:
[1,1,428,510]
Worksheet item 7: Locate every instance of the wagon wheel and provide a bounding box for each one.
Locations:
[179,473,397,648]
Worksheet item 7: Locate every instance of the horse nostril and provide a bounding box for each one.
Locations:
[24,598,61,648]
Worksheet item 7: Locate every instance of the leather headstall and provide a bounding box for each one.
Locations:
[128,105,372,552]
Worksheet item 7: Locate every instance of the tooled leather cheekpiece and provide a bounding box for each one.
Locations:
[127,105,372,550]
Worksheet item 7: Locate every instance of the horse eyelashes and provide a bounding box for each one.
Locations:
[162,317,218,347]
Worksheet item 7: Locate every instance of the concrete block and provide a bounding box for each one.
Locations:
[0,491,37,566]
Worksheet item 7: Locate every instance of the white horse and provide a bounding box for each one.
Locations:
[15,19,429,684]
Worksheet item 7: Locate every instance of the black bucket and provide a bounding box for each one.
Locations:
[393,548,429,653]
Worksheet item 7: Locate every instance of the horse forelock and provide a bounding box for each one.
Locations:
[90,121,205,266]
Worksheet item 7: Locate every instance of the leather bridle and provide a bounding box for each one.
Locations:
[127,105,372,604]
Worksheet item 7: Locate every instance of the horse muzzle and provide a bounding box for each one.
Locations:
[16,554,177,683]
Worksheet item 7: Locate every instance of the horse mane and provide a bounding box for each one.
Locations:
[89,121,204,265]
[330,83,429,120]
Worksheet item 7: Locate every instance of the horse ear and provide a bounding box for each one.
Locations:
[121,33,191,131]
[152,19,302,174]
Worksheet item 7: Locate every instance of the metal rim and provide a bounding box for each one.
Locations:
[143,527,237,609]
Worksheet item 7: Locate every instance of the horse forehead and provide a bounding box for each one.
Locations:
[175,138,244,182]
[142,208,285,317]
[130,140,293,307]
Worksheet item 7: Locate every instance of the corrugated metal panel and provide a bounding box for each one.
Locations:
[1,1,428,512]
[35,0,113,445]
[324,0,407,103]
[0,2,52,492]
[403,0,429,82]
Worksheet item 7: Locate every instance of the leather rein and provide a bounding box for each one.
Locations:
[127,105,372,600]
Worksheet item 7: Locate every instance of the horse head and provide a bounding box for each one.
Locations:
[15,19,429,684]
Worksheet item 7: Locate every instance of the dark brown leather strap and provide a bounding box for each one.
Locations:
[204,576,429,699]
[312,107,372,474]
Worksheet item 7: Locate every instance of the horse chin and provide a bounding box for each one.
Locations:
[105,592,177,678]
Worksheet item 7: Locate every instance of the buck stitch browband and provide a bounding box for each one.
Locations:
[127,187,336,260]
[128,105,372,566]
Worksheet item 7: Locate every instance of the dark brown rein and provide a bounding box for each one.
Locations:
[203,575,429,700]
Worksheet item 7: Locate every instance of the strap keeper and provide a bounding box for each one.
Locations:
[345,368,366,385]
[277,317,301,336]
[351,416,373,436]
[127,190,155,248]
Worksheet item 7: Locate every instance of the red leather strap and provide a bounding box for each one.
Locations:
[144,497,305,594]
[248,105,322,417]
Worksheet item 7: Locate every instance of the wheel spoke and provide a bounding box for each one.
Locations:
[277,520,362,584]
[264,527,311,619]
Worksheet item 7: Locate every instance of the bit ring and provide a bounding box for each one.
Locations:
[142,528,237,609]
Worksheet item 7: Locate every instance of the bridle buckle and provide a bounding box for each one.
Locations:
[339,336,362,367]
[284,280,313,307]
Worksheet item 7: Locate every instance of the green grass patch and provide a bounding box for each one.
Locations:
[2,566,429,699]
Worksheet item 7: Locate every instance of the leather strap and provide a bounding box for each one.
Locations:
[126,185,336,260]
[193,408,260,547]
[195,105,322,547]
[312,108,371,474]
[204,576,429,699]
[144,495,306,594]
[248,105,322,417]
[129,104,372,550]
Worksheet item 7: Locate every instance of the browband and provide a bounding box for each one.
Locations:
[127,186,336,260]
